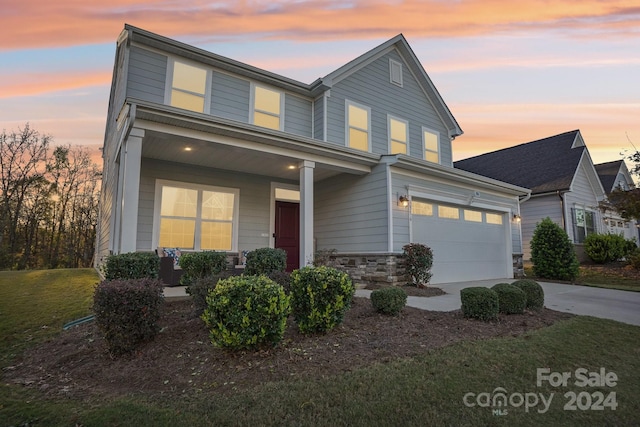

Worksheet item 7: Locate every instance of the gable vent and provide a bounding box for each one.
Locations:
[390,59,403,87]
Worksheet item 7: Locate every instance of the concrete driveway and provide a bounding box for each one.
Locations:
[356,279,640,327]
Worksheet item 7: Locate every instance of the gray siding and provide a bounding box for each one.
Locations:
[211,72,250,123]
[565,161,603,243]
[326,49,452,165]
[126,46,166,103]
[313,96,324,140]
[137,158,286,252]
[284,94,312,138]
[315,165,389,252]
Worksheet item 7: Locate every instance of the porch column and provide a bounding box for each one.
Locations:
[119,128,144,253]
[299,160,315,268]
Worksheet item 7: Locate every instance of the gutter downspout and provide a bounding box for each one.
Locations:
[557,190,567,230]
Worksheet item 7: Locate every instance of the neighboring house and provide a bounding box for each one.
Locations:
[595,160,639,241]
[95,25,529,285]
[455,130,607,261]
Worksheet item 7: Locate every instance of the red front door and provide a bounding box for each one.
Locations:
[275,201,299,272]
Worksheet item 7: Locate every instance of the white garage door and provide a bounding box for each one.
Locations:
[411,200,509,283]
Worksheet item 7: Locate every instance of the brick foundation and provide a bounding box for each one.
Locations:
[513,253,524,278]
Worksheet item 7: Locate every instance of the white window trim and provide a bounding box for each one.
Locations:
[250,83,284,131]
[164,57,211,114]
[387,114,409,155]
[152,179,239,252]
[422,126,440,164]
[345,99,372,152]
[389,59,403,87]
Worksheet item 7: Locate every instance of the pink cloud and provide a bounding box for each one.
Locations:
[0,71,111,98]
[1,0,639,50]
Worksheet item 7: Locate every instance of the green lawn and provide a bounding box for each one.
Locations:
[524,265,640,292]
[1,269,639,426]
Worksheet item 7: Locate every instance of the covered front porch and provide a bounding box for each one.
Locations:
[110,101,379,270]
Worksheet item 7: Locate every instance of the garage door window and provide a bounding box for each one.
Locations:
[463,209,482,222]
[411,200,433,216]
[486,213,503,225]
[438,205,459,220]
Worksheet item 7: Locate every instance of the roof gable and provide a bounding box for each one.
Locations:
[454,130,587,194]
[595,160,634,193]
[319,34,462,138]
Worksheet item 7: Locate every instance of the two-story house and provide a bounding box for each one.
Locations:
[95,25,530,285]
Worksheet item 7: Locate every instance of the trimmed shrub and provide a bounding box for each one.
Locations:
[370,287,407,315]
[103,252,159,280]
[628,248,640,270]
[178,251,227,287]
[186,271,235,315]
[460,287,499,321]
[491,283,526,314]
[244,248,287,275]
[402,243,434,287]
[584,233,628,264]
[290,266,355,334]
[93,278,165,356]
[267,270,292,294]
[512,279,545,310]
[201,275,290,350]
[313,248,337,267]
[530,217,579,281]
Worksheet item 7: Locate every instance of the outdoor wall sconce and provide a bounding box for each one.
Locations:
[512,214,521,223]
[398,194,409,207]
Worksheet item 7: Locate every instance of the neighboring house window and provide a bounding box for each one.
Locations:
[423,127,439,163]
[346,101,370,151]
[155,181,238,251]
[388,116,408,155]
[389,59,403,87]
[169,60,208,113]
[572,208,595,243]
[253,85,282,130]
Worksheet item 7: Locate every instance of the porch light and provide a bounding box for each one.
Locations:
[512,214,521,223]
[398,194,409,207]
[184,147,192,151]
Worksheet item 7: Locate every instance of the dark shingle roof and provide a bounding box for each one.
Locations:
[454,130,584,194]
[594,160,623,193]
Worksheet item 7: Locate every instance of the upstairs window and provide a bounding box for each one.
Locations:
[389,116,408,155]
[253,85,282,130]
[423,127,440,163]
[169,60,208,113]
[346,101,370,151]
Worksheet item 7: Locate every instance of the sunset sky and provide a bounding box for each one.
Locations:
[1,0,639,169]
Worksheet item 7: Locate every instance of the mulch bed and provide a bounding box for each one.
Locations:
[365,283,446,297]
[4,298,573,402]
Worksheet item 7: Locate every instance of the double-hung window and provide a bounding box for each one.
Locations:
[168,59,209,113]
[252,85,282,130]
[572,207,595,243]
[155,181,238,251]
[389,116,408,155]
[346,101,370,151]
[423,127,440,163]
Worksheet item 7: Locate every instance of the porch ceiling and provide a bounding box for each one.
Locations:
[141,129,346,182]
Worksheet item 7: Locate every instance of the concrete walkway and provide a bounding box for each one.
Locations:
[356,279,640,327]
[165,279,640,327]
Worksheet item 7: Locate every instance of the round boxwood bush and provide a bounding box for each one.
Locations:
[245,248,287,275]
[460,287,499,321]
[370,287,407,315]
[491,283,526,315]
[512,279,545,310]
[201,275,290,350]
[290,266,355,334]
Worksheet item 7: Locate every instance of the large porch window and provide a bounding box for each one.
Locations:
[154,180,238,251]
